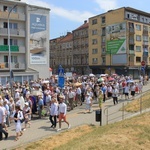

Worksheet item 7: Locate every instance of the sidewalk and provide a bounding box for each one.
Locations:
[1,82,150,150]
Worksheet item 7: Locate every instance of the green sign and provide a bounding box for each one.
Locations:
[106,39,126,54]
[0,45,19,52]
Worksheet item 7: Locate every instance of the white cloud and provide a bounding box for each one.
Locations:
[94,0,118,12]
[21,0,95,22]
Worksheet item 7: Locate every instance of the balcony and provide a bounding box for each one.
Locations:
[129,50,135,55]
[129,39,134,44]
[143,30,148,35]
[143,41,148,46]
[0,11,25,21]
[129,28,135,33]
[0,28,25,37]
[0,62,25,70]
[101,42,105,46]
[0,45,19,52]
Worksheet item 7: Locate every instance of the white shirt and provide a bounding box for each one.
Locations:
[50,103,58,116]
[46,95,51,103]
[0,106,5,123]
[85,96,91,104]
[58,102,67,115]
[76,87,81,95]
[68,91,74,98]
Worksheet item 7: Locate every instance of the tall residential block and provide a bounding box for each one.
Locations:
[89,7,150,78]
[0,0,50,85]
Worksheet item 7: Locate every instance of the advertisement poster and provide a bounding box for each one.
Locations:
[106,22,126,54]
[30,14,47,64]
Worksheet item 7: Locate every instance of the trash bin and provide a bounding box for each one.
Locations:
[95,110,101,122]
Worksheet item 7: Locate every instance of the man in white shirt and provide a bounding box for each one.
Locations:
[57,96,71,131]
[45,92,51,115]
[68,88,75,110]
[0,102,8,140]
[76,86,82,106]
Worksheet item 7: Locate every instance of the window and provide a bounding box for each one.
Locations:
[102,48,105,53]
[92,39,97,45]
[3,22,7,28]
[136,57,141,62]
[4,39,8,45]
[102,57,106,64]
[129,45,134,50]
[101,16,105,24]
[136,35,141,41]
[92,19,97,25]
[92,49,98,54]
[136,24,141,31]
[143,25,148,31]
[143,36,148,42]
[102,27,106,36]
[92,29,97,35]
[136,46,141,52]
[92,58,98,64]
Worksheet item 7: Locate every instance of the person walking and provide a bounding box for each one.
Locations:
[112,86,119,105]
[49,98,58,129]
[22,102,31,131]
[37,95,44,119]
[13,105,23,141]
[57,95,71,131]
[0,102,8,141]
[68,88,75,110]
[84,93,92,113]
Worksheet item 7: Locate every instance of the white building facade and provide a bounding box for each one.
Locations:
[0,0,50,85]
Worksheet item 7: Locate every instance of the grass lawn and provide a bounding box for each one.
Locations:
[122,91,150,112]
[15,112,150,150]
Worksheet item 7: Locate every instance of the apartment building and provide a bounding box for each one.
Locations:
[0,0,50,85]
[50,32,73,74]
[72,20,91,75]
[89,7,150,78]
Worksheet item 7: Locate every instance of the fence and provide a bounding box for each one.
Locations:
[103,89,150,126]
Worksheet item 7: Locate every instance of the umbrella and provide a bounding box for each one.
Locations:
[42,80,49,84]
[74,82,82,87]
[31,90,43,96]
[127,80,134,83]
[89,73,95,77]
[108,77,115,82]
[32,83,40,87]
[98,78,104,82]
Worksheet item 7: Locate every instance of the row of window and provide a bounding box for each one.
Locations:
[92,16,105,25]
[92,57,150,64]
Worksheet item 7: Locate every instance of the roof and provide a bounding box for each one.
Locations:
[59,32,73,43]
[73,21,89,31]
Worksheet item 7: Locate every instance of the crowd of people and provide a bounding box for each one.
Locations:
[0,73,148,141]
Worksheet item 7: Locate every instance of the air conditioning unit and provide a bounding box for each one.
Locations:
[15,63,19,68]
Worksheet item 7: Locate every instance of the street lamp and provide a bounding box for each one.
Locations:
[8,4,17,97]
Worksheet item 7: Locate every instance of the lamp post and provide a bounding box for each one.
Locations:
[8,4,17,97]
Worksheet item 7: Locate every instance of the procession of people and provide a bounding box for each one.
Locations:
[0,73,148,141]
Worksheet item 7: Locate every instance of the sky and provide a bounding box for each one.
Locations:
[21,0,149,39]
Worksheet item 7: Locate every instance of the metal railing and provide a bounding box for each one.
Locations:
[103,89,150,125]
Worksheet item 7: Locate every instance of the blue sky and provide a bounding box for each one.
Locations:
[22,0,149,39]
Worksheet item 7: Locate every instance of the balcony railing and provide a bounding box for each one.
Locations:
[0,45,19,52]
[129,39,134,44]
[0,28,25,37]
[0,62,25,70]
[0,11,25,21]
[129,50,135,55]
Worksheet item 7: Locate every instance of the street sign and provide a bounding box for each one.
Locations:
[141,60,146,66]
[58,65,65,88]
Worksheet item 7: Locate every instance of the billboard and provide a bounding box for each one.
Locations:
[106,22,126,54]
[29,14,47,64]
